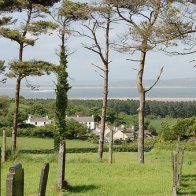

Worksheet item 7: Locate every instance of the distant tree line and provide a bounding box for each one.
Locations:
[67,99,196,118]
[1,97,195,126]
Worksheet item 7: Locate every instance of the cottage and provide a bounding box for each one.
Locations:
[65,115,95,130]
[25,114,52,127]
[95,124,135,141]
[113,126,135,141]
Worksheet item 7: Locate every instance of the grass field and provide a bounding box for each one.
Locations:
[0,149,196,196]
[0,137,98,150]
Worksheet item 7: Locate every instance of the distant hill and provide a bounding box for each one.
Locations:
[109,78,196,87]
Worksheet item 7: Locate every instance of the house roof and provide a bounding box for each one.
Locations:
[66,116,94,123]
[29,117,51,123]
[122,128,134,133]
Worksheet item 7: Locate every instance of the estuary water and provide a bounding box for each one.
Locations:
[0,86,196,100]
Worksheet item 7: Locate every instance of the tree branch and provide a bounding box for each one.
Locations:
[145,66,163,93]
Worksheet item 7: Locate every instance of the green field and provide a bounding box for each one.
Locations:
[0,137,97,150]
[0,148,196,195]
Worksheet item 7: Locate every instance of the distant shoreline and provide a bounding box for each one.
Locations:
[68,97,196,102]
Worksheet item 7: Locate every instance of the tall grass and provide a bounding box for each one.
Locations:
[1,150,195,195]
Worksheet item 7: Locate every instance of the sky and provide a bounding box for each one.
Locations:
[0,3,196,87]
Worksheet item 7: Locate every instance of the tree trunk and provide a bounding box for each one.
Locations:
[97,67,109,160]
[137,50,146,164]
[109,128,113,164]
[12,77,21,151]
[97,11,110,160]
[2,130,6,162]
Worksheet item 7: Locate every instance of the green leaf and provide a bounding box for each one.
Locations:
[0,27,35,45]
[27,20,58,35]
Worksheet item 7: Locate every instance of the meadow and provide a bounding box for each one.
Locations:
[0,138,196,196]
[0,137,97,150]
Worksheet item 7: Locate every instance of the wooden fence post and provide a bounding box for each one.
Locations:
[2,130,6,162]
[38,163,49,196]
[179,148,185,184]
[6,163,24,196]
[57,141,66,189]
[0,146,1,196]
[109,129,113,164]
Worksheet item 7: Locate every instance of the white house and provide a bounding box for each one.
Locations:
[95,124,135,141]
[65,115,95,130]
[25,114,52,127]
[93,124,111,137]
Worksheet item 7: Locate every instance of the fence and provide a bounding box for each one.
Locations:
[171,142,185,196]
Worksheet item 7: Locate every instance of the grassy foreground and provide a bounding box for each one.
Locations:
[1,149,196,196]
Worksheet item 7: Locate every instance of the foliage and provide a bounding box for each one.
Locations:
[66,119,88,138]
[0,60,6,83]
[88,133,98,144]
[54,44,69,150]
[29,103,48,116]
[7,60,57,78]
[58,0,90,21]
[171,117,196,139]
[0,96,9,114]
[158,121,175,141]
[5,109,28,127]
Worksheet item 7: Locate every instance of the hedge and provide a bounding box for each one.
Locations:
[18,144,154,154]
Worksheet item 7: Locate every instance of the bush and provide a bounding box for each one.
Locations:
[88,133,99,144]
[0,125,55,138]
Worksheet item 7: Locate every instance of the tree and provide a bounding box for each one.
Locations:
[66,119,87,138]
[162,1,196,67]
[0,0,59,151]
[49,0,90,150]
[172,117,195,139]
[81,1,116,160]
[110,0,189,163]
[0,60,6,83]
[159,121,174,141]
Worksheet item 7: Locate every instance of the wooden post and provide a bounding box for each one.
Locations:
[38,163,49,196]
[57,141,66,189]
[109,129,113,164]
[0,146,1,196]
[179,148,185,185]
[2,130,6,162]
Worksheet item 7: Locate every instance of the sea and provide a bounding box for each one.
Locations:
[0,85,196,101]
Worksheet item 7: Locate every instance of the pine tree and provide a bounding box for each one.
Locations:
[54,44,69,150]
[50,0,90,150]
[0,0,59,151]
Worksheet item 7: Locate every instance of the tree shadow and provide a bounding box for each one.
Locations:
[62,182,98,193]
[178,174,196,195]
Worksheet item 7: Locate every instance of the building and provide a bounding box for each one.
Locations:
[94,125,135,142]
[65,115,95,130]
[25,114,52,127]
